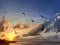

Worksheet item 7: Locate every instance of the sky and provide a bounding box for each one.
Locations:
[0,0,60,23]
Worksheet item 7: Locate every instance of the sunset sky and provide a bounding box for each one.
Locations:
[0,0,60,23]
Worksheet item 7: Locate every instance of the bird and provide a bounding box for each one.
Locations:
[28,24,44,36]
[22,12,25,15]
[13,30,17,34]
[31,19,35,22]
[40,15,46,18]
[57,30,60,33]
[23,24,44,36]
[40,24,44,30]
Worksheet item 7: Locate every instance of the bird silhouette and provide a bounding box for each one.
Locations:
[14,31,17,34]
[40,15,46,18]
[23,24,44,36]
[22,12,25,15]
[31,19,35,22]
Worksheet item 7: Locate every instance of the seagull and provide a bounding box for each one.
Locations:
[14,30,17,34]
[57,30,60,33]
[40,15,46,18]
[22,12,25,15]
[23,24,44,36]
[31,19,35,22]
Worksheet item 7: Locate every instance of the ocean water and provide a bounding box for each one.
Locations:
[10,42,60,45]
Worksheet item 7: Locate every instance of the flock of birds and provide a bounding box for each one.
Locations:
[22,12,46,22]
[21,12,46,36]
[21,12,60,36]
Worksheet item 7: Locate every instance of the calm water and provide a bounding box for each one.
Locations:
[11,42,60,45]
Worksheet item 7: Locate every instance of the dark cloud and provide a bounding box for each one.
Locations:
[54,19,60,32]
[0,16,9,32]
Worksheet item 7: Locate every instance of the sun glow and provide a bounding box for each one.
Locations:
[5,32,18,41]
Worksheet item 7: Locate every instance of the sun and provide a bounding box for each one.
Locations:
[5,32,18,41]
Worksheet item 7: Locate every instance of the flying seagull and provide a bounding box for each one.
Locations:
[23,24,44,36]
[31,19,35,22]
[14,31,17,34]
[22,12,25,15]
[40,15,46,18]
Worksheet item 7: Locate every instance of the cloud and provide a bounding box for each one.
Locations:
[0,16,9,32]
[54,19,60,32]
[0,16,60,41]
